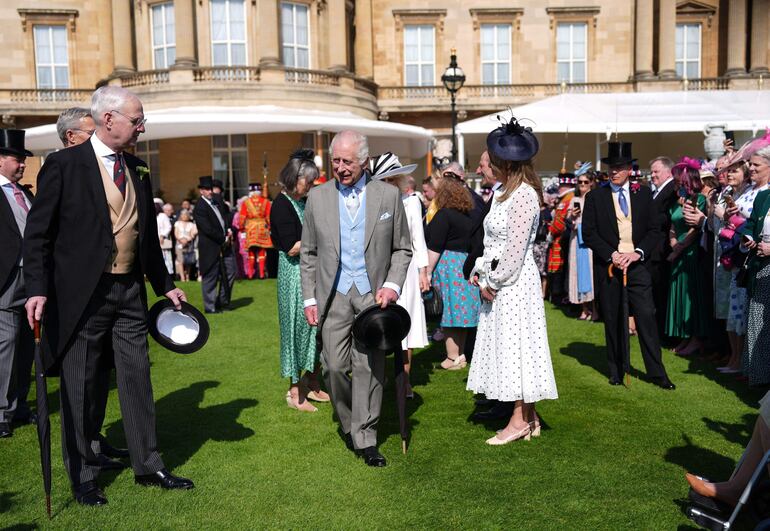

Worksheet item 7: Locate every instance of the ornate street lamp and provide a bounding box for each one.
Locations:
[441,48,466,162]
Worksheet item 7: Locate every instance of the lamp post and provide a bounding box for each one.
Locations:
[441,48,466,162]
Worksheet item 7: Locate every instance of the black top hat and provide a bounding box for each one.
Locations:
[148,300,210,354]
[486,116,539,162]
[0,129,33,158]
[352,303,411,352]
[198,176,214,189]
[212,179,224,189]
[601,142,636,166]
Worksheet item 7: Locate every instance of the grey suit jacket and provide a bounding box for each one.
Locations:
[300,177,412,322]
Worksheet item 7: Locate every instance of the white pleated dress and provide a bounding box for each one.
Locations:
[466,184,558,403]
[396,193,429,350]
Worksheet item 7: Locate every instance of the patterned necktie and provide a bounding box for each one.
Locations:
[9,182,29,213]
[113,153,126,198]
[345,187,360,219]
[612,184,629,217]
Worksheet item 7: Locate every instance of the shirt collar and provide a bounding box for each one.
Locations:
[491,181,502,191]
[610,181,630,194]
[339,173,367,193]
[0,174,12,186]
[656,178,674,193]
[90,132,119,158]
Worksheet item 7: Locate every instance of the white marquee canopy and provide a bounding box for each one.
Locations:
[457,90,770,137]
[24,105,433,158]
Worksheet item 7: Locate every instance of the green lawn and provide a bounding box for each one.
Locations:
[0,280,765,529]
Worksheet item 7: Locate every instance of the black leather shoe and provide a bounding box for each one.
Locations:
[12,412,37,425]
[95,453,128,470]
[98,436,130,459]
[358,446,387,467]
[73,481,108,506]
[608,377,622,386]
[135,469,194,489]
[656,378,676,390]
[204,309,222,314]
[0,422,12,438]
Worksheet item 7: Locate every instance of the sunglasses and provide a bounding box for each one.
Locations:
[577,180,590,184]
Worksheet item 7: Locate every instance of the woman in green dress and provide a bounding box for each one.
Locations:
[270,149,329,412]
[666,158,709,355]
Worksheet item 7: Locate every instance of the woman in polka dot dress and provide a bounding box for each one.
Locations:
[467,117,558,445]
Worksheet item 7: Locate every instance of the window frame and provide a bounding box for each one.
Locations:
[555,21,587,84]
[675,22,702,79]
[151,1,176,69]
[209,0,248,67]
[280,1,311,69]
[212,134,249,205]
[480,23,512,86]
[403,24,436,87]
[32,24,70,89]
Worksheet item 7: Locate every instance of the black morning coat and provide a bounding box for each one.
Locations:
[0,183,33,290]
[23,140,174,372]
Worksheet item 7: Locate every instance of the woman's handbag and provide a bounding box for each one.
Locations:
[735,250,754,288]
[182,247,196,267]
[422,287,443,321]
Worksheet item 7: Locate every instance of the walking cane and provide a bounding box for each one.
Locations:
[608,264,631,387]
[33,321,52,518]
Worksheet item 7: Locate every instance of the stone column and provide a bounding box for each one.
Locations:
[354,0,373,78]
[111,0,135,74]
[750,0,769,75]
[657,0,676,78]
[173,0,197,67]
[634,0,654,79]
[259,0,281,66]
[726,0,748,76]
[328,0,348,71]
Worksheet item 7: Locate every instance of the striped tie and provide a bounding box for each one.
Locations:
[113,153,126,197]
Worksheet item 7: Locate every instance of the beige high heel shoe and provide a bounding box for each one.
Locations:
[300,375,331,402]
[529,420,541,438]
[441,354,467,371]
[486,425,531,445]
[285,391,317,412]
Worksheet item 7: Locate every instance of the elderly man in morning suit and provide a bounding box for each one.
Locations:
[24,86,193,507]
[300,130,411,467]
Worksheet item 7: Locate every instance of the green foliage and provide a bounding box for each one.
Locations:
[0,280,762,529]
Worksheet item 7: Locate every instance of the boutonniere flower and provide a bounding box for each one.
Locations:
[630,182,641,194]
[136,166,150,181]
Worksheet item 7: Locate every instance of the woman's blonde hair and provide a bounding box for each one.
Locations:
[488,152,543,205]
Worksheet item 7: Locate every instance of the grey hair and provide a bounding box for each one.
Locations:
[405,175,416,190]
[755,145,770,162]
[90,86,137,126]
[330,130,369,163]
[443,161,466,178]
[278,155,319,193]
[56,107,91,146]
[649,156,675,170]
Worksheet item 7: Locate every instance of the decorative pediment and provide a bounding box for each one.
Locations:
[676,1,717,28]
[545,6,600,29]
[392,9,447,33]
[18,8,79,32]
[468,8,525,31]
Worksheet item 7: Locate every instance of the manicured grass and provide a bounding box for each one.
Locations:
[0,280,765,529]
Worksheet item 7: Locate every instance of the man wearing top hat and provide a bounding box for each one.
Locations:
[300,130,412,467]
[194,176,234,313]
[24,86,193,506]
[0,129,34,438]
[581,142,675,390]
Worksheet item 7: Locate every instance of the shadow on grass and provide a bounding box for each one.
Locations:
[702,414,754,447]
[681,356,768,408]
[665,434,738,481]
[228,297,254,310]
[101,380,257,488]
[560,341,607,378]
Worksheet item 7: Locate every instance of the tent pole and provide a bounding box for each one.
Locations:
[458,133,465,171]
[595,133,601,172]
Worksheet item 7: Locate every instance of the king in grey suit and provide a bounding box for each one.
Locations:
[300,130,411,467]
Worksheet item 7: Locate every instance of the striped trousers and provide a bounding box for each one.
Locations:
[60,273,164,486]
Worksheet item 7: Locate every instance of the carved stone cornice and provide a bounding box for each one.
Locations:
[18,8,79,32]
[392,9,447,33]
[468,8,525,31]
[545,6,600,29]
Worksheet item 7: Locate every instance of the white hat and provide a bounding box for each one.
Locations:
[370,152,418,180]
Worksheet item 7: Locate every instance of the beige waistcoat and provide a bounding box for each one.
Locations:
[612,190,635,253]
[95,154,139,273]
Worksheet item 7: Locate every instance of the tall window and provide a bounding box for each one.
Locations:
[481,24,511,85]
[151,2,176,68]
[135,140,161,194]
[404,25,434,86]
[212,135,248,203]
[281,2,310,68]
[556,22,586,83]
[210,0,247,66]
[33,25,69,88]
[675,23,701,79]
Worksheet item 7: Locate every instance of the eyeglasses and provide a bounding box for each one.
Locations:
[577,180,590,184]
[111,109,147,128]
[72,128,95,136]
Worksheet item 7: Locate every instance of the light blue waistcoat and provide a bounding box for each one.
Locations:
[336,189,371,295]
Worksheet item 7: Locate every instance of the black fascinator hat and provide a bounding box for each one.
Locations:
[486,115,539,162]
[290,147,315,162]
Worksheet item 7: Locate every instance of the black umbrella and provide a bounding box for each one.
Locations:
[609,265,631,387]
[33,321,52,518]
[392,349,409,453]
[219,243,232,304]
